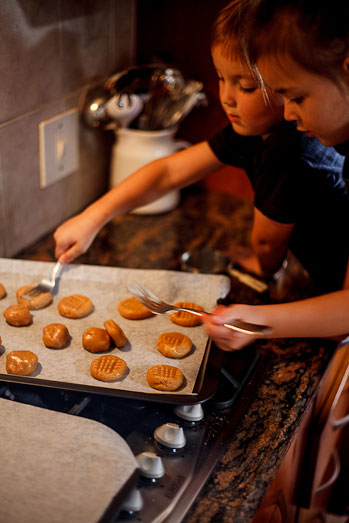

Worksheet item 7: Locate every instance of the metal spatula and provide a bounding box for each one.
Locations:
[21,261,63,301]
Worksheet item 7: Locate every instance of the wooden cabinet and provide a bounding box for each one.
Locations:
[252,343,349,523]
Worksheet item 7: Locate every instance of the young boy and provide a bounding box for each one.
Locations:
[54,0,348,298]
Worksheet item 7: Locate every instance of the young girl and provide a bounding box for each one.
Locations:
[203,0,349,351]
[53,0,348,333]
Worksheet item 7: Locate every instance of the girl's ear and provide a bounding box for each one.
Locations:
[343,57,349,75]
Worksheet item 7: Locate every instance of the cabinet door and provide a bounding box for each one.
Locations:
[253,344,349,523]
[299,343,349,509]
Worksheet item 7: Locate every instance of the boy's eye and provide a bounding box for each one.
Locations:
[239,85,256,94]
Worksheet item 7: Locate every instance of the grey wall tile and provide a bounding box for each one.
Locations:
[0,97,110,257]
[0,0,61,123]
[0,154,6,257]
[0,0,135,256]
[60,0,112,93]
[111,0,137,71]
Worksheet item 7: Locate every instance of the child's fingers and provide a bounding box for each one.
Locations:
[202,306,256,351]
[57,243,81,264]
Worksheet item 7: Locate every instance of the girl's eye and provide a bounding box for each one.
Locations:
[290,96,304,104]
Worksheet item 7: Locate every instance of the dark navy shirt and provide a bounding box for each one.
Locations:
[208,122,349,293]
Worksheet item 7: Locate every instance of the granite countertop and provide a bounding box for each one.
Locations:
[17,185,335,522]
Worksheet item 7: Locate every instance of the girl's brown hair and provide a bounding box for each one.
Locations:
[246,0,349,82]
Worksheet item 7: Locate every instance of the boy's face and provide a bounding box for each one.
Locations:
[212,45,284,138]
[257,55,349,147]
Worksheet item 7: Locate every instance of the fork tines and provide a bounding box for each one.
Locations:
[21,282,49,300]
[128,281,161,304]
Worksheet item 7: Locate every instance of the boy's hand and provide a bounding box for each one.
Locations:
[53,213,100,264]
[202,305,258,351]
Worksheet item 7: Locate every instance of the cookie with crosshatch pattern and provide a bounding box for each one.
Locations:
[58,294,93,319]
[169,302,204,327]
[147,364,184,391]
[90,355,127,382]
[157,332,192,358]
[118,296,153,319]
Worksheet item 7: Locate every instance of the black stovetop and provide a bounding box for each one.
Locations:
[0,344,271,522]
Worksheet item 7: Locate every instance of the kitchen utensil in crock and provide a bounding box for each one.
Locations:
[138,67,185,130]
[128,281,272,336]
[81,85,112,128]
[21,261,63,300]
[105,93,144,128]
[159,81,207,129]
[181,248,268,293]
[105,63,165,95]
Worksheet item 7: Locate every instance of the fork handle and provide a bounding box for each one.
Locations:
[52,261,63,279]
[178,307,272,336]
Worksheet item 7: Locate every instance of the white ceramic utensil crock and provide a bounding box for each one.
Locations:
[109,127,190,214]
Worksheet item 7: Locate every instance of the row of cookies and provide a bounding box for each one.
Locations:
[2,292,94,327]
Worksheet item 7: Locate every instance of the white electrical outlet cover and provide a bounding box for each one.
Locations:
[39,108,79,188]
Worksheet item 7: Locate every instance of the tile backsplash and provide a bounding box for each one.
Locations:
[0,0,136,257]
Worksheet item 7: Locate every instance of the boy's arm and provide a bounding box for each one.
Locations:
[54,142,223,263]
[237,207,294,277]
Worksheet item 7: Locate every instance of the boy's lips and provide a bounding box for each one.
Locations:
[227,113,240,122]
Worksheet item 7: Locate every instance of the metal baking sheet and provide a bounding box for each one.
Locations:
[0,259,230,402]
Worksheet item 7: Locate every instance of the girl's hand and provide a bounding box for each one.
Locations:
[202,304,259,351]
[53,212,100,264]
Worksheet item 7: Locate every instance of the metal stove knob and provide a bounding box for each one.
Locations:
[136,451,165,479]
[174,404,204,421]
[154,422,186,449]
[121,487,143,513]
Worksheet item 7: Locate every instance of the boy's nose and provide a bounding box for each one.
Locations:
[222,90,237,108]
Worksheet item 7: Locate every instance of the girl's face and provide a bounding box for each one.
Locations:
[257,55,349,146]
[212,45,284,138]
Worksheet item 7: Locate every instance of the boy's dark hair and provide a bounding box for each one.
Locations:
[246,0,349,82]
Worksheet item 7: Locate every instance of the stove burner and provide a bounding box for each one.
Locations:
[0,345,272,522]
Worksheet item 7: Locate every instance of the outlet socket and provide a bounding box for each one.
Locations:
[39,109,79,188]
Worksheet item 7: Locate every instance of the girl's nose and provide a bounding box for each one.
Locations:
[283,100,298,122]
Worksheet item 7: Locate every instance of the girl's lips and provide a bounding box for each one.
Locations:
[297,125,314,138]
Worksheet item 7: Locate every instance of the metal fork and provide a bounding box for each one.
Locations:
[21,261,63,301]
[128,281,272,336]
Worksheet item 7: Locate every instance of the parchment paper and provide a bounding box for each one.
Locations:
[0,398,138,523]
[0,259,230,395]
